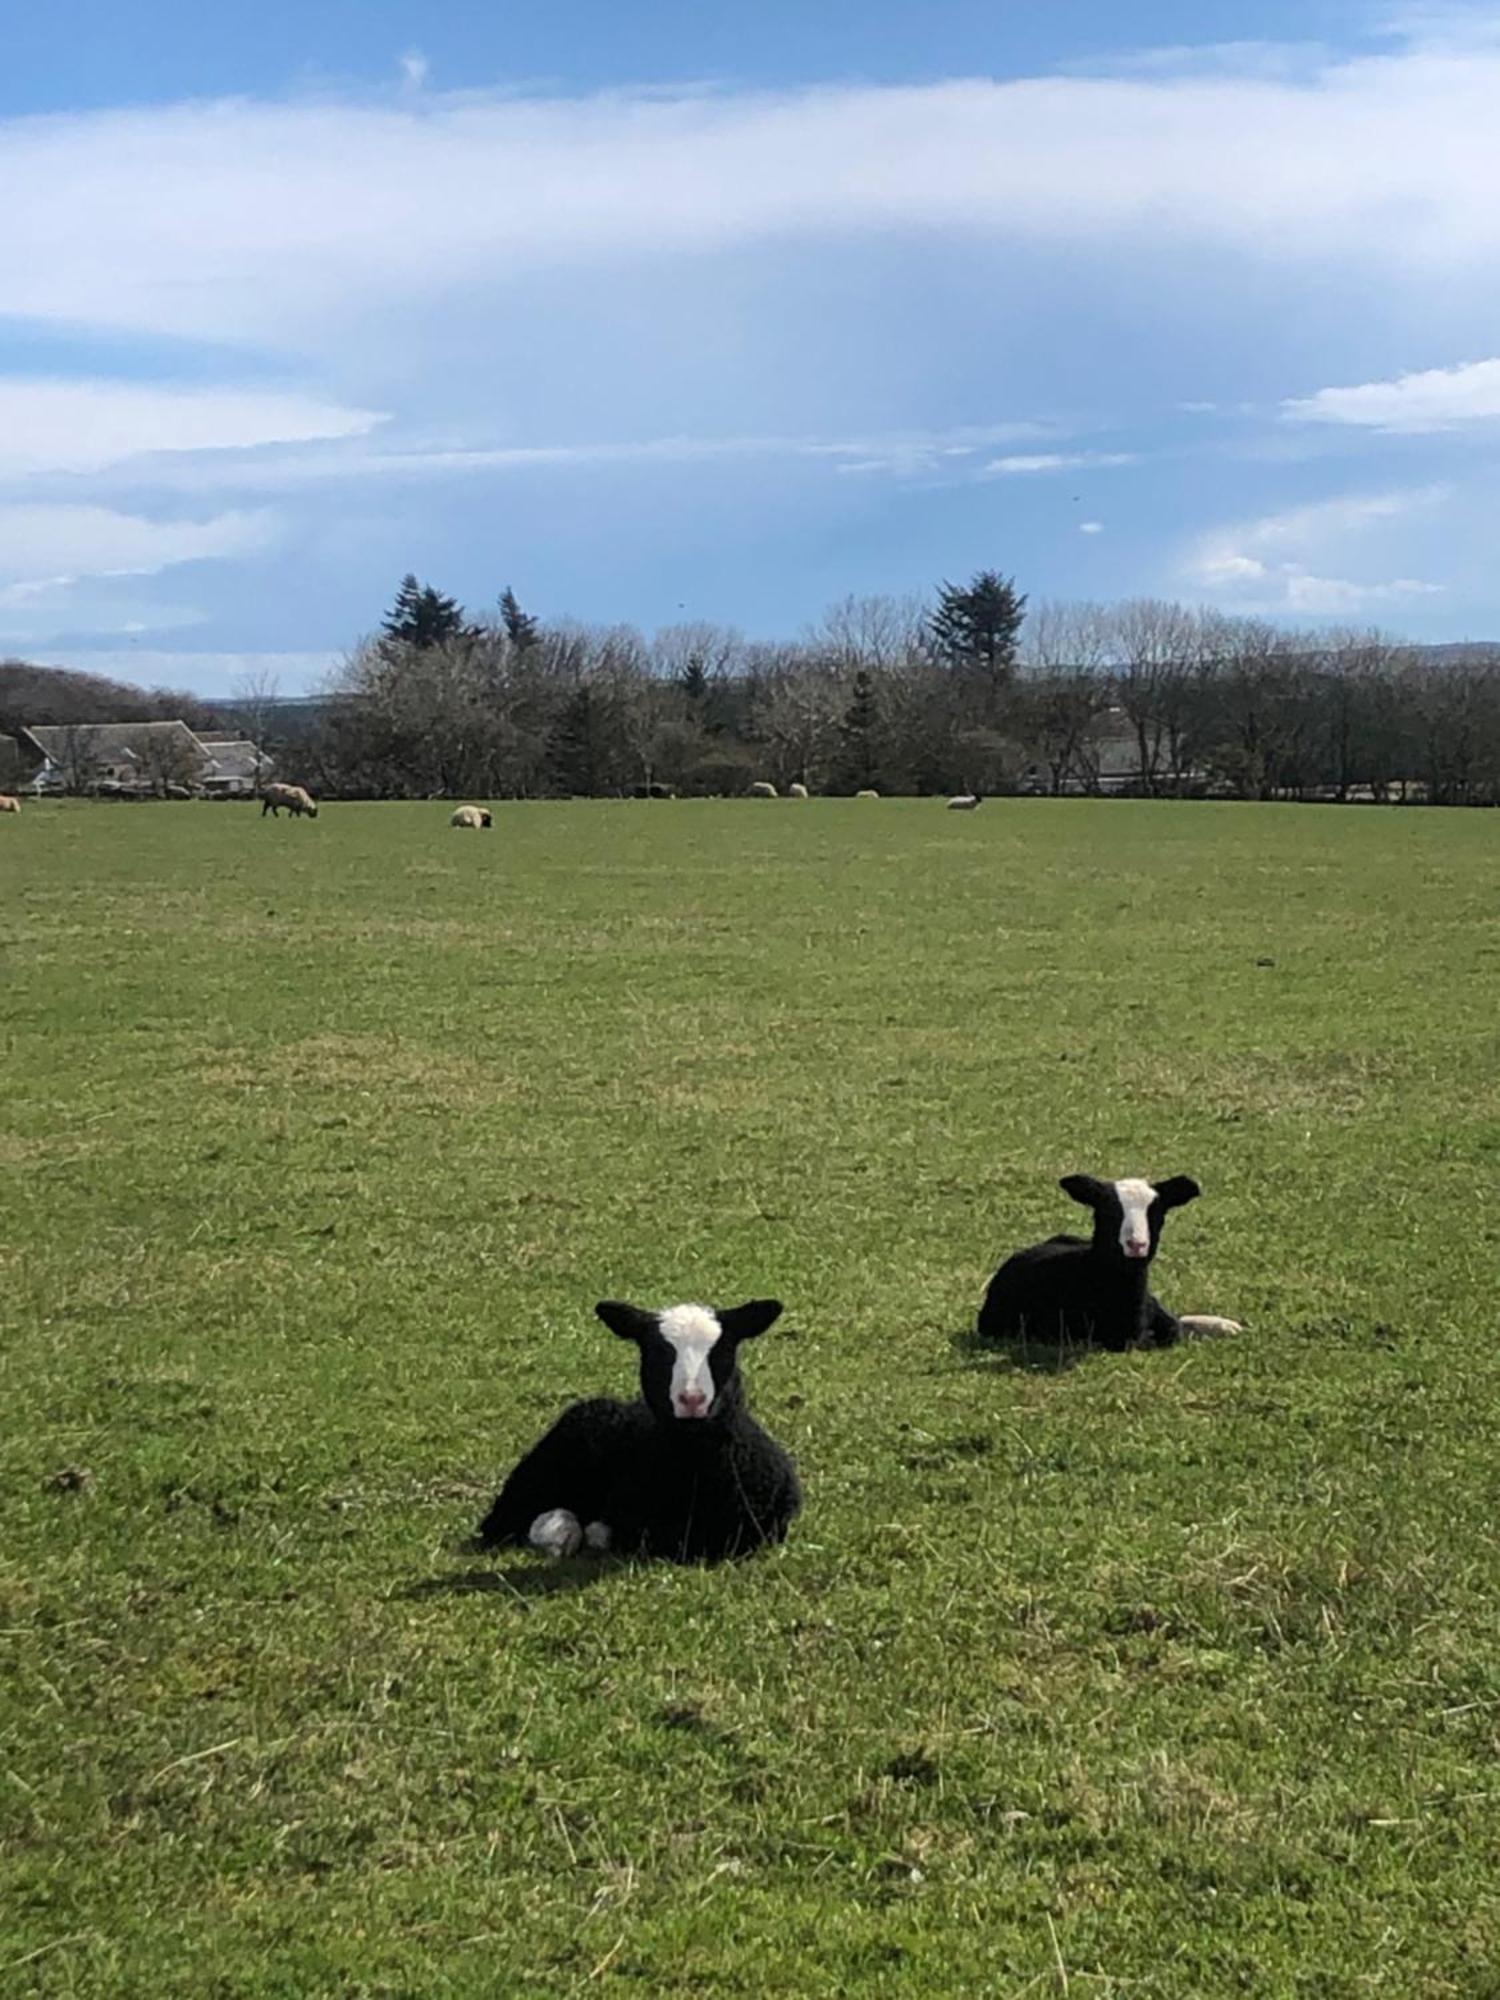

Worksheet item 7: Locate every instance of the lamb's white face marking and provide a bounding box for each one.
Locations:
[658,1303,722,1419]
[1114,1178,1156,1259]
[529,1508,582,1558]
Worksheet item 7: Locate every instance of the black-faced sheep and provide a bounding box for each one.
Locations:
[976,1174,1241,1351]
[477,1299,801,1563]
[450,805,493,828]
[261,783,318,819]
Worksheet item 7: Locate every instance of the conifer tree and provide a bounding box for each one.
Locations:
[499,585,539,651]
[929,571,1027,717]
[834,668,881,792]
[381,573,468,649]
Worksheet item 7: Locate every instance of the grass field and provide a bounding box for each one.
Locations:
[3,797,1499,1998]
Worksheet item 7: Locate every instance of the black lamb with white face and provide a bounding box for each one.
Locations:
[976,1174,1239,1352]
[476,1298,801,1564]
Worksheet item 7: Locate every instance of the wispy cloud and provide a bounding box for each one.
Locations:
[7,40,1500,349]
[0,379,384,477]
[58,421,1053,495]
[1284,357,1500,432]
[0,500,276,592]
[1185,485,1448,613]
[982,451,1137,476]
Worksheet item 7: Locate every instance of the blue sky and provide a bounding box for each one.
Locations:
[6,0,1500,693]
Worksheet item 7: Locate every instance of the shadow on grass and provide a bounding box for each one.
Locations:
[397,1554,627,1602]
[947,1323,1097,1376]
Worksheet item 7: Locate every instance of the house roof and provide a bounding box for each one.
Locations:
[198,738,270,779]
[23,720,209,767]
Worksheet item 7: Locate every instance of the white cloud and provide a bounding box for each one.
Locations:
[0,505,276,588]
[6,42,1500,347]
[1284,357,1500,431]
[399,50,430,89]
[1079,520,1105,534]
[60,420,1052,494]
[0,379,385,476]
[1374,5,1500,52]
[1279,570,1443,612]
[982,451,1136,475]
[1185,485,1447,612]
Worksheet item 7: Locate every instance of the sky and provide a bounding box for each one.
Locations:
[6,0,1500,695]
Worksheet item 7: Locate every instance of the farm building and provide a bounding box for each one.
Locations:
[21,722,273,798]
[197,738,275,797]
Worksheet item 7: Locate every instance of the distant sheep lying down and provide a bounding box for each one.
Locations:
[450,805,493,828]
[947,793,981,811]
[0,795,19,814]
[977,1174,1242,1351]
[478,1298,801,1563]
[856,789,880,799]
[260,783,318,819]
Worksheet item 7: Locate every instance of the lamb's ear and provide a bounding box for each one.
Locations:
[718,1299,784,1341]
[1060,1174,1106,1208]
[1153,1176,1201,1210]
[594,1300,659,1342]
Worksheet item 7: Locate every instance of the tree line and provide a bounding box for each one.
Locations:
[275,573,1500,806]
[9,569,1500,805]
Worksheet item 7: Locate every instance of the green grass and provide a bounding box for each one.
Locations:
[3,797,1499,1998]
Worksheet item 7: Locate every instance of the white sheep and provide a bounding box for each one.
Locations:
[947,794,981,811]
[260,783,318,819]
[450,805,493,828]
[748,781,779,799]
[787,783,810,800]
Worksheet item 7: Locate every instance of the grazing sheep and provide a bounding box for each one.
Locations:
[748,781,779,799]
[947,793,981,811]
[261,783,318,819]
[855,788,880,799]
[0,795,20,814]
[477,1298,801,1563]
[450,805,493,829]
[976,1174,1241,1351]
[787,783,810,800]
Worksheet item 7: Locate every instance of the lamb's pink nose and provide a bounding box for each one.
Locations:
[677,1392,708,1417]
[1125,1240,1149,1258]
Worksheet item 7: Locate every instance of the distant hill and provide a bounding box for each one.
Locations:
[0,658,222,741]
[198,693,337,715]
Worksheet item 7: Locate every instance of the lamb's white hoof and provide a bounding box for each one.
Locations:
[529,1508,583,1558]
[1178,1315,1243,1338]
[583,1521,612,1552]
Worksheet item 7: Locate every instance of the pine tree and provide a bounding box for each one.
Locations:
[679,657,709,705]
[548,685,615,795]
[499,585,539,651]
[929,571,1027,716]
[381,573,468,649]
[834,668,881,792]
